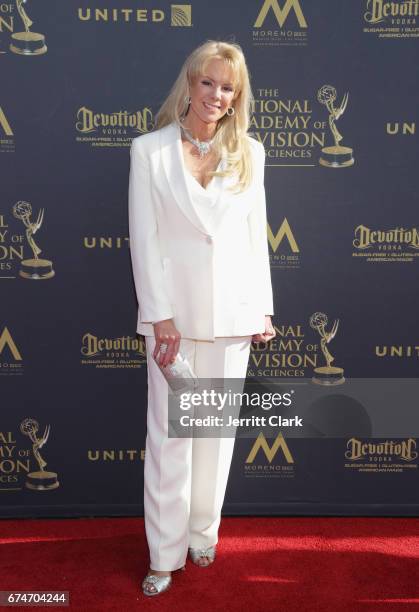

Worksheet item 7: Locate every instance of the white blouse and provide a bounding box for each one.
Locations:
[183,163,223,230]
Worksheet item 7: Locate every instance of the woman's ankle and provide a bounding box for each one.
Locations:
[148,569,171,576]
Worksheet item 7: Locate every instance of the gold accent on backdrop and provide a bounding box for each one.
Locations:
[9,0,47,56]
[20,418,59,491]
[309,312,345,385]
[13,201,54,279]
[317,85,354,168]
[171,5,192,26]
[246,432,294,463]
[0,327,22,360]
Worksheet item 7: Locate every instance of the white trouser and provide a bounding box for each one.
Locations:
[144,335,251,571]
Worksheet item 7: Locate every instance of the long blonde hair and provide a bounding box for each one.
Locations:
[155,40,254,193]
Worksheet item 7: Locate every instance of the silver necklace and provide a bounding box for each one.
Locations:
[180,124,214,158]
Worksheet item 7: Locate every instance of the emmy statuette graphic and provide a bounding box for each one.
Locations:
[20,418,59,491]
[317,84,354,168]
[9,0,47,56]
[310,312,345,385]
[13,200,55,279]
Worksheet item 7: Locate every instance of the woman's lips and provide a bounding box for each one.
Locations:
[203,102,220,111]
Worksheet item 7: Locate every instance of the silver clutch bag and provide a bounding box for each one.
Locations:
[154,348,199,394]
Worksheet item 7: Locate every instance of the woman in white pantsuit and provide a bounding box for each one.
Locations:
[128,40,276,596]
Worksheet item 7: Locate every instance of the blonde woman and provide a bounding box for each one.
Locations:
[128,39,276,596]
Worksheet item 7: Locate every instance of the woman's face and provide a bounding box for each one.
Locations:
[188,58,236,125]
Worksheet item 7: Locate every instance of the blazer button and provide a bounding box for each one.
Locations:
[206,235,213,244]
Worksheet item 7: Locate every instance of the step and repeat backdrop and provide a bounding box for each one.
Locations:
[1,1,418,517]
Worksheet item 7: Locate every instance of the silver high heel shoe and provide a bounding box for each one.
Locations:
[141,566,185,597]
[188,545,216,566]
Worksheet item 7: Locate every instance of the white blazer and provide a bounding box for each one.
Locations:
[128,121,274,341]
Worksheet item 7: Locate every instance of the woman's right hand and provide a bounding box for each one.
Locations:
[153,319,181,367]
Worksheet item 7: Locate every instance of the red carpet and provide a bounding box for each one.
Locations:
[0,517,418,611]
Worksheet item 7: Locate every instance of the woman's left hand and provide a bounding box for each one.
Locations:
[252,316,276,344]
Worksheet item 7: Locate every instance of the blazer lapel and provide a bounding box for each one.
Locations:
[160,121,227,236]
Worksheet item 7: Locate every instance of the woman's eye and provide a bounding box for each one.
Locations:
[200,80,233,92]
